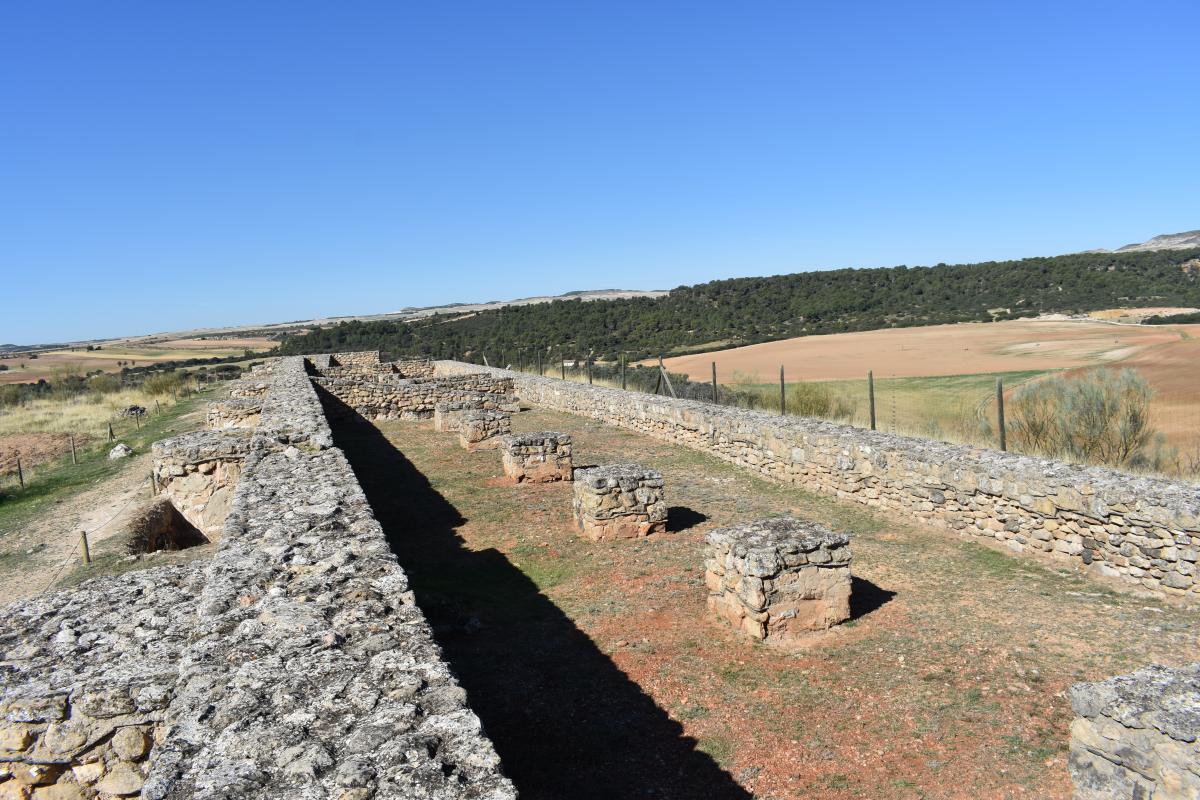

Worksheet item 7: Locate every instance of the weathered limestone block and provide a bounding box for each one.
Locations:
[572,464,666,540]
[500,432,572,483]
[705,517,852,641]
[1068,663,1200,800]
[226,378,270,399]
[204,397,262,430]
[152,430,252,541]
[457,410,512,451]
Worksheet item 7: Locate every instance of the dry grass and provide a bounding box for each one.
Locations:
[0,388,185,438]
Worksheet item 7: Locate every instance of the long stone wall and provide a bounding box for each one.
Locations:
[314,374,517,421]
[436,361,1200,599]
[1,357,516,799]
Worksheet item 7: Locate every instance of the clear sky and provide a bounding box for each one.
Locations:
[2,1,1197,343]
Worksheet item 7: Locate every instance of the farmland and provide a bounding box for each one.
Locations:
[0,335,275,384]
[654,317,1200,466]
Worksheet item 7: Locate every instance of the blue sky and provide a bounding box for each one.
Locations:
[2,1,1197,343]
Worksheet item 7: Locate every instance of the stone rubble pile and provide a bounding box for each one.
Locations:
[571,464,667,540]
[705,517,852,641]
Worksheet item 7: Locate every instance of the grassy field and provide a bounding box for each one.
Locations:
[340,406,1198,800]
[0,388,213,532]
[732,370,1048,446]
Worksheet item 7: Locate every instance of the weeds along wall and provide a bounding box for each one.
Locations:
[0,356,516,800]
[436,361,1200,599]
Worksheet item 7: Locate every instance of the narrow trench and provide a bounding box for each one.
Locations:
[319,391,753,800]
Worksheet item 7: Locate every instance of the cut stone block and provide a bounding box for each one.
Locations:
[457,410,512,451]
[205,397,262,430]
[572,464,666,540]
[500,432,572,483]
[705,516,851,641]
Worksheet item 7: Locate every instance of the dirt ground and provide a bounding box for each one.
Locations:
[659,318,1200,383]
[0,432,92,474]
[334,407,1199,800]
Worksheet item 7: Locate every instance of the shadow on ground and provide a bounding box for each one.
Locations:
[666,505,708,533]
[850,575,895,620]
[321,396,752,800]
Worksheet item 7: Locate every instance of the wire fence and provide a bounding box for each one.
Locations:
[464,350,1200,480]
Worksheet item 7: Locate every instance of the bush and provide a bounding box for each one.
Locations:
[1009,369,1162,468]
[87,374,122,394]
[142,372,186,396]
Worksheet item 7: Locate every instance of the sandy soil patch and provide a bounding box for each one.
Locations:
[0,433,92,474]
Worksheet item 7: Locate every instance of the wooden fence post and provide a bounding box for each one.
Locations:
[621,354,626,390]
[996,378,1007,452]
[712,361,718,404]
[868,371,876,431]
[16,456,23,489]
[657,356,677,398]
[537,352,542,377]
[80,531,91,565]
[561,355,566,381]
[780,366,786,415]
[108,423,114,442]
[587,358,593,384]
[70,435,77,465]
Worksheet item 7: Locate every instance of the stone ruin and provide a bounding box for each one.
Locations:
[7,350,1200,800]
[705,517,852,642]
[457,410,511,451]
[1069,663,1200,799]
[0,354,517,800]
[571,464,667,540]
[204,397,262,430]
[151,429,253,541]
[499,432,573,483]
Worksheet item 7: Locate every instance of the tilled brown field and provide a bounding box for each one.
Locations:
[332,406,1199,800]
[658,318,1200,383]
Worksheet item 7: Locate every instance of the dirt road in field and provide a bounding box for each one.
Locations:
[659,318,1200,383]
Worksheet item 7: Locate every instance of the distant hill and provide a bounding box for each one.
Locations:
[1088,229,1200,253]
[279,246,1200,362]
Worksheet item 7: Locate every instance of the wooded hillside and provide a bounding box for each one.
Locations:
[279,248,1200,361]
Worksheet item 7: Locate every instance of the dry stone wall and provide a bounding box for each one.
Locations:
[313,375,516,422]
[152,430,254,541]
[1,356,516,800]
[436,361,1200,599]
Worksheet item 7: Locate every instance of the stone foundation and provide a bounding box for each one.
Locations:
[151,430,252,541]
[204,397,262,430]
[434,400,485,432]
[435,361,1200,600]
[572,464,666,540]
[458,410,512,451]
[500,432,573,483]
[705,517,852,641]
[1068,663,1200,799]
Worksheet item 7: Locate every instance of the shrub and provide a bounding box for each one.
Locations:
[1009,369,1160,468]
[142,372,185,396]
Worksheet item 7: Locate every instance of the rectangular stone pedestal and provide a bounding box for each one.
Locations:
[457,410,512,451]
[500,432,572,483]
[435,400,484,433]
[706,517,851,641]
[572,464,666,540]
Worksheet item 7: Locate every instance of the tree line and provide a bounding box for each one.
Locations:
[278,247,1200,362]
